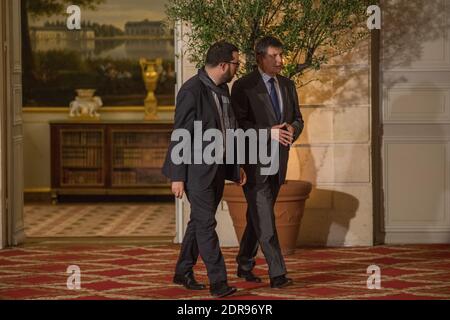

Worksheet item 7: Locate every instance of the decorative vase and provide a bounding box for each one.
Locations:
[223,180,313,255]
[140,58,162,120]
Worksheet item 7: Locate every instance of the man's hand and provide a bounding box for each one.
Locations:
[171,181,185,199]
[271,122,293,147]
[236,167,247,186]
[285,123,296,140]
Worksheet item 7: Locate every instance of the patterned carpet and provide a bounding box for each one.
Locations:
[1,244,450,300]
[24,204,176,238]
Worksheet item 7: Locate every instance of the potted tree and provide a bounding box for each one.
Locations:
[224,181,312,255]
[166,0,371,254]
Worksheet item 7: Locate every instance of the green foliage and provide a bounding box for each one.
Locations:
[166,0,371,80]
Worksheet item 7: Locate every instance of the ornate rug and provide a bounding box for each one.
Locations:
[23,203,176,238]
[1,244,450,300]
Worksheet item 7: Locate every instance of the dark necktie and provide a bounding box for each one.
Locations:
[269,78,281,122]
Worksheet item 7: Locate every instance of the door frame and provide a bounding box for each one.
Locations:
[0,0,7,249]
[1,0,25,248]
[371,29,384,245]
[174,21,185,244]
[0,5,383,248]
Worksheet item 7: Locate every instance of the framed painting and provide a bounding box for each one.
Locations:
[21,0,175,108]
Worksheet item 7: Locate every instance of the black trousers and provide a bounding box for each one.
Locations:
[236,174,287,278]
[174,165,227,284]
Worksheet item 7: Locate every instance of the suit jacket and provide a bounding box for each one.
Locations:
[162,71,241,190]
[231,69,304,184]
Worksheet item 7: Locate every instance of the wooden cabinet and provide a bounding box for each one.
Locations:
[50,121,173,202]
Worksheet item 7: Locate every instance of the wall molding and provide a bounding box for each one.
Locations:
[382,0,450,72]
[383,83,450,123]
[383,139,450,231]
[12,84,22,126]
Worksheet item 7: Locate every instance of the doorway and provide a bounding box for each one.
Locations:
[4,0,181,246]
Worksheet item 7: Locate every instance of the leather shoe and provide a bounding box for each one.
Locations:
[237,268,262,283]
[173,272,206,290]
[210,281,237,298]
[270,275,293,288]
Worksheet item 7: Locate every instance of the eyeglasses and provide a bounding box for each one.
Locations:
[227,61,240,67]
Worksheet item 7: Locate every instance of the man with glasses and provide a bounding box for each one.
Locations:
[231,36,304,289]
[162,41,246,298]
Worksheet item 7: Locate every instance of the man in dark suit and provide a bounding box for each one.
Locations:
[231,36,304,288]
[162,42,246,298]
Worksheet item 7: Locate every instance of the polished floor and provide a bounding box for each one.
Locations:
[23,203,176,238]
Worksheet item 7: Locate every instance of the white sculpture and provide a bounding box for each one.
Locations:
[69,89,103,119]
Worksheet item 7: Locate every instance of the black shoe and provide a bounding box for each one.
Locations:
[270,275,293,288]
[210,281,237,298]
[237,268,262,283]
[173,272,206,290]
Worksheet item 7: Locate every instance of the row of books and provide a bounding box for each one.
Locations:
[112,169,169,185]
[62,132,102,146]
[62,148,102,167]
[113,133,170,146]
[113,148,166,167]
[62,170,102,185]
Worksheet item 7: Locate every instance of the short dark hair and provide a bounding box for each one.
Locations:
[205,41,239,67]
[255,36,283,57]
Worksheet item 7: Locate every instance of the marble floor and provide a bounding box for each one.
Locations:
[23,203,176,238]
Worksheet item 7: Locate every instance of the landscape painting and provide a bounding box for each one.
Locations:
[22,0,175,107]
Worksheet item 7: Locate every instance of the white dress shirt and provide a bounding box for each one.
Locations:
[258,68,284,116]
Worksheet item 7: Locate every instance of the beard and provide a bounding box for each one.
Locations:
[221,68,234,84]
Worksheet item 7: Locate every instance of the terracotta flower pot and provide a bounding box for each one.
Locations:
[223,180,312,255]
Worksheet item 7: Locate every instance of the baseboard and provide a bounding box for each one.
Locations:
[24,189,52,203]
[385,232,450,244]
[24,189,175,204]
[24,236,175,246]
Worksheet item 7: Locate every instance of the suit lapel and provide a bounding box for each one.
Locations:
[252,71,278,123]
